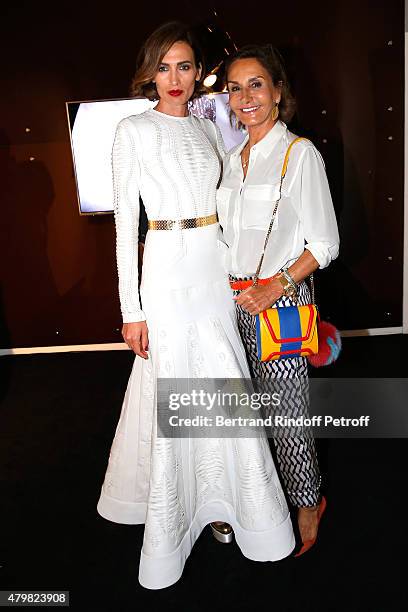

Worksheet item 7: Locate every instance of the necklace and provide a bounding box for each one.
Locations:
[241,143,250,169]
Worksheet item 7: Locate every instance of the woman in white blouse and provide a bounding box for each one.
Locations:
[218,44,340,555]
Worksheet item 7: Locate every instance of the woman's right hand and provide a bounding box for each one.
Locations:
[233,279,284,315]
[122,321,149,359]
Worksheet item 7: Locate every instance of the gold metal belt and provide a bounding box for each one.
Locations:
[148,213,218,231]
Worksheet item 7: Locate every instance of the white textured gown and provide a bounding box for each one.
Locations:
[96,108,295,589]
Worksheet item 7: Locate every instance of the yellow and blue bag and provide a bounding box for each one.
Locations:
[255,303,319,361]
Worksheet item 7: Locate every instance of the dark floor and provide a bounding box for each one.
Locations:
[0,335,407,611]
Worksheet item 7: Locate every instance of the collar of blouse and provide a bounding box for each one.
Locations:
[230,119,288,166]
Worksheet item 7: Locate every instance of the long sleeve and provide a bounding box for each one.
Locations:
[300,145,340,269]
[112,119,146,323]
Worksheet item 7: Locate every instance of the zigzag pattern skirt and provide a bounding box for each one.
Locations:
[231,276,321,507]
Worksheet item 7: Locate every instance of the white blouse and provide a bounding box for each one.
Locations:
[217,120,340,278]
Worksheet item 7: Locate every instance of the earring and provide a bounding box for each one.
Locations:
[271,101,279,121]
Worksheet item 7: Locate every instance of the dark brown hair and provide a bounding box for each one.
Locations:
[225,44,296,124]
[130,21,205,100]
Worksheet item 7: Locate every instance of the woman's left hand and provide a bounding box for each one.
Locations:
[233,279,284,315]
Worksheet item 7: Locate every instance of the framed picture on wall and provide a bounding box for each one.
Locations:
[65,94,245,215]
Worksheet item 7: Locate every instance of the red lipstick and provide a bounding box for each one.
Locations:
[168,89,183,97]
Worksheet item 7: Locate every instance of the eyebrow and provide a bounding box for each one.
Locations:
[227,76,265,84]
[159,60,193,66]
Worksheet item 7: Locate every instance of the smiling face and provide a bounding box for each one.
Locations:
[227,58,282,132]
[154,41,202,115]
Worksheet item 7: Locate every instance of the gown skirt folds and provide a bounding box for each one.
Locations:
[96,110,294,590]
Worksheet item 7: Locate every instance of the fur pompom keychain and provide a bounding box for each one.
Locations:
[307,320,342,367]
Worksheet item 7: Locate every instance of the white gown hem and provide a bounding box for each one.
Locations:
[97,489,147,525]
[138,500,295,590]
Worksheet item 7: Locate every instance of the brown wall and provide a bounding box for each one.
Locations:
[0,0,404,348]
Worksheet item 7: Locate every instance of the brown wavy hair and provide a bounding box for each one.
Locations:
[225,44,296,124]
[130,21,206,100]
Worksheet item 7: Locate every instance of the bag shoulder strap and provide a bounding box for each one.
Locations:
[281,136,308,179]
[252,136,309,286]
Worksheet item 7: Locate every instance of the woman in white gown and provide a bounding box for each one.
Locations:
[96,21,294,590]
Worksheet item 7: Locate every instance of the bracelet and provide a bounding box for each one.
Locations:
[281,269,298,293]
[277,272,297,298]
